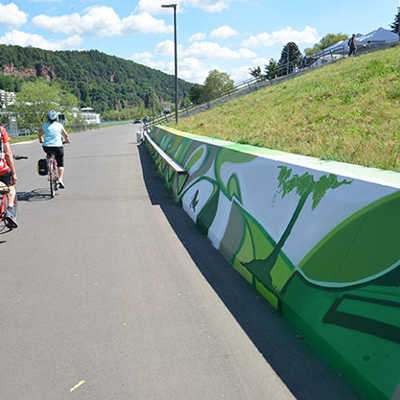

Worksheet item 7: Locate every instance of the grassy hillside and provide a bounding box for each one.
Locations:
[172,45,400,172]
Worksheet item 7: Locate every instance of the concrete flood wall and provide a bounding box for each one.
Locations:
[146,125,400,400]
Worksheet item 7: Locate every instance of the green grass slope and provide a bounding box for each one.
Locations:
[173,45,400,172]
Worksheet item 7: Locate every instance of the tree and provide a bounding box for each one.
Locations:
[188,83,204,105]
[305,33,348,56]
[180,95,191,109]
[0,113,8,126]
[249,66,262,79]
[14,79,78,134]
[265,59,279,80]
[0,44,194,116]
[202,69,235,102]
[278,42,302,75]
[144,88,161,116]
[390,7,400,37]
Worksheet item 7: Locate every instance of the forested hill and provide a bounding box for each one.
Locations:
[0,44,193,112]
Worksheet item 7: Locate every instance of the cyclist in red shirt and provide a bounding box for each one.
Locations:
[0,125,18,228]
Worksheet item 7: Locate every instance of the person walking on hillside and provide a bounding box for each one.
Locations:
[348,34,357,56]
[38,110,70,188]
[0,124,18,228]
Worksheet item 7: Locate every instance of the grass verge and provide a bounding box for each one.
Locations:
[170,45,400,172]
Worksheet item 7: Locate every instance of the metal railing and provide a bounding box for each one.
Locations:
[141,124,188,196]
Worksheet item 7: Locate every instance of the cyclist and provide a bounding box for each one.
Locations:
[38,110,70,188]
[0,124,18,228]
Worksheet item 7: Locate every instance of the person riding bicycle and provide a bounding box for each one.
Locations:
[38,110,70,188]
[0,124,18,228]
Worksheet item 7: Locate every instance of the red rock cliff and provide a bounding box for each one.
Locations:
[2,64,56,80]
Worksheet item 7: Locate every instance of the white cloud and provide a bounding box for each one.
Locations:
[132,57,169,71]
[136,0,177,15]
[136,0,234,14]
[155,40,174,56]
[0,30,82,50]
[122,12,172,34]
[191,0,228,13]
[178,57,211,83]
[61,35,83,48]
[32,7,120,36]
[185,41,256,60]
[0,3,28,27]
[131,51,154,61]
[130,50,212,84]
[189,32,206,42]
[155,40,184,57]
[242,26,320,48]
[251,57,267,66]
[210,25,238,40]
[230,65,253,82]
[32,7,172,36]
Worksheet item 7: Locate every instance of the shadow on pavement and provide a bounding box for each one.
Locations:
[18,188,51,202]
[137,143,360,400]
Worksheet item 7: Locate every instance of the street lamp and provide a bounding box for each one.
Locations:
[161,3,178,125]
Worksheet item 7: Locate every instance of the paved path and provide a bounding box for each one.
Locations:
[0,125,360,399]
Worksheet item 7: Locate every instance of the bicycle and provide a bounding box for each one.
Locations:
[46,153,58,198]
[0,181,17,232]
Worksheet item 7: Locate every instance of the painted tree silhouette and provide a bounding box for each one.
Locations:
[244,166,352,292]
[265,167,352,280]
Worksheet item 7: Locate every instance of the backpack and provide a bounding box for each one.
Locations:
[37,159,48,175]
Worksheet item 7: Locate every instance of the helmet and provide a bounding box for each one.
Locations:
[47,110,58,121]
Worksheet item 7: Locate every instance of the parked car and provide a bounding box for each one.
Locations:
[134,118,141,124]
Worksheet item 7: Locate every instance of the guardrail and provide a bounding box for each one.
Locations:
[141,125,188,196]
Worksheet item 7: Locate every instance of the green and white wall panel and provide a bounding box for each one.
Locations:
[146,125,400,400]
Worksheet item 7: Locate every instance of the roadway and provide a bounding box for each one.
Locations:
[0,125,360,399]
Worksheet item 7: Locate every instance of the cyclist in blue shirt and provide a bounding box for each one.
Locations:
[38,110,70,188]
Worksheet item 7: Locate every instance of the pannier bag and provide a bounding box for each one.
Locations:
[37,159,48,175]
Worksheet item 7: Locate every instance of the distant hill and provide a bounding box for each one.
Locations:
[0,44,193,112]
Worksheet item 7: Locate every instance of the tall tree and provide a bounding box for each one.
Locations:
[188,83,204,105]
[265,59,279,80]
[305,33,348,56]
[278,42,302,75]
[391,7,400,37]
[202,69,235,102]
[13,79,78,134]
[144,88,161,116]
[249,66,262,79]
[180,95,191,108]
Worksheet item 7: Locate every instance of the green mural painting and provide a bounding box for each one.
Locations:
[299,190,400,286]
[245,167,352,293]
[146,126,400,400]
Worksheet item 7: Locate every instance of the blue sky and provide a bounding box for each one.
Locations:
[0,0,398,83]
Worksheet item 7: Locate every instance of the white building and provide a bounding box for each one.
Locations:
[79,107,101,124]
[313,27,399,58]
[0,90,16,107]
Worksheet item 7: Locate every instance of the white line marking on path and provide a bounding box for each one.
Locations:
[70,380,85,392]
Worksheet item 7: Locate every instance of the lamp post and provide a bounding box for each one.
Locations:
[161,3,178,125]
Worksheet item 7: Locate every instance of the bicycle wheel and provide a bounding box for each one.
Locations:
[0,193,9,232]
[49,160,57,198]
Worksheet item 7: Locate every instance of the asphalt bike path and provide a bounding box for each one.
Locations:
[0,125,360,399]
